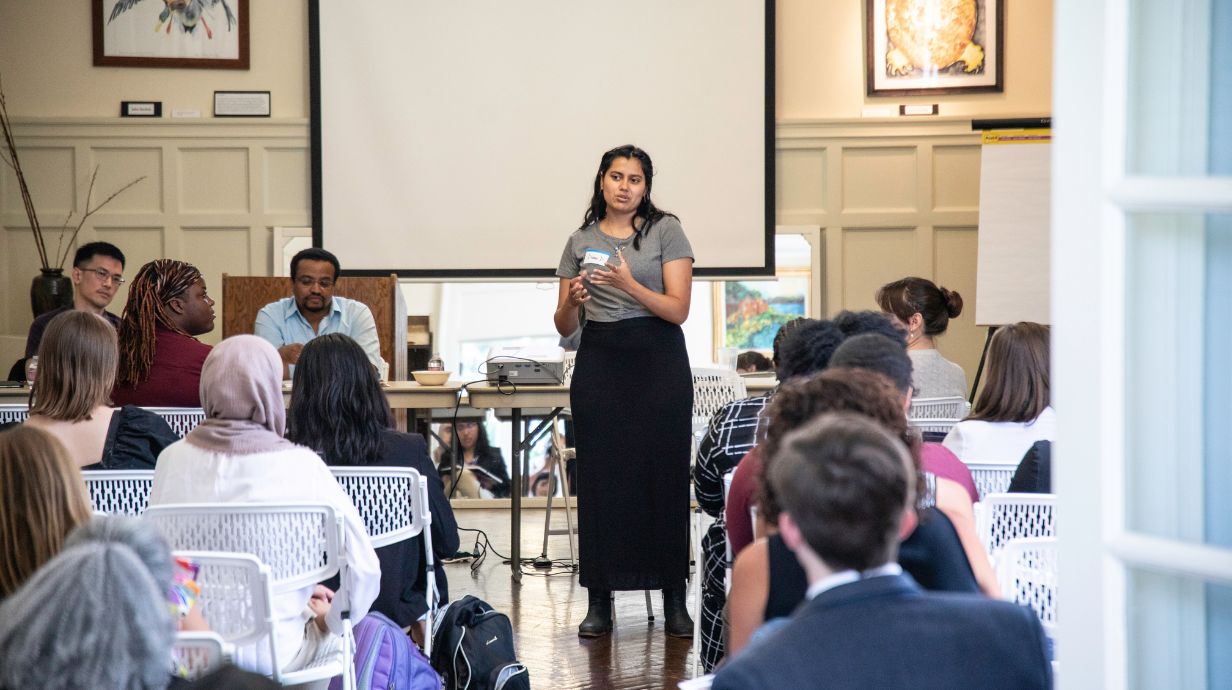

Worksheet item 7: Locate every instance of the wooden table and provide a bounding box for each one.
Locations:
[743,376,777,394]
[466,383,570,581]
[281,380,464,409]
[3,377,770,406]
[4,381,472,408]
[0,386,31,404]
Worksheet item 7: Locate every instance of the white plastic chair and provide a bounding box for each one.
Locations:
[143,407,207,437]
[997,537,1057,640]
[907,396,969,436]
[0,403,29,425]
[330,466,437,656]
[691,368,748,438]
[172,630,231,681]
[169,550,326,685]
[907,418,961,435]
[975,493,1056,557]
[82,469,155,515]
[145,504,352,689]
[965,462,1018,499]
[908,396,970,419]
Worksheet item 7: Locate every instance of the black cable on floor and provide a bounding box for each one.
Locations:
[453,526,579,577]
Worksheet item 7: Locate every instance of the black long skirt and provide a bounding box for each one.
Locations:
[571,316,693,591]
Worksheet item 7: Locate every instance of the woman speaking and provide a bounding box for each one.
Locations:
[554,145,695,638]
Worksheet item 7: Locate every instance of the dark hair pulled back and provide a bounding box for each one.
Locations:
[876,277,963,336]
[580,145,676,251]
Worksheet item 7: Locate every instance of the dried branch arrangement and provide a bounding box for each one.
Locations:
[0,72,145,271]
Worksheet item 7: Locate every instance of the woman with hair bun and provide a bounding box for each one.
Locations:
[876,276,967,398]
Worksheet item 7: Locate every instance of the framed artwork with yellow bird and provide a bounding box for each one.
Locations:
[866,0,1002,96]
[93,0,249,69]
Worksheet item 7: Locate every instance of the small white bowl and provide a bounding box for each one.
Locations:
[412,370,450,386]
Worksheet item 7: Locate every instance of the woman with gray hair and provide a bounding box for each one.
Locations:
[0,516,176,690]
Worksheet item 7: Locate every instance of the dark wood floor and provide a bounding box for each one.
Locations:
[442,508,698,690]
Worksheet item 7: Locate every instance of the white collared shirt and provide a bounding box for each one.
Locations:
[805,563,903,600]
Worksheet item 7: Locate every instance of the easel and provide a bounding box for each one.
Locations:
[969,325,1000,403]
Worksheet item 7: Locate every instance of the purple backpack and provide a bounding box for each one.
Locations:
[329,612,441,690]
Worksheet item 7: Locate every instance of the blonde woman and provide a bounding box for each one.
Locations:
[0,426,93,601]
[25,311,176,469]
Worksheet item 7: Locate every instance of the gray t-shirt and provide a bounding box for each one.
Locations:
[908,348,968,399]
[556,216,694,322]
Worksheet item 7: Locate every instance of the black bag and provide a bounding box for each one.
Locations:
[430,595,529,690]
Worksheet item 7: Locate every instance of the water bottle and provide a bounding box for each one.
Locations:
[24,355,38,386]
[427,353,444,372]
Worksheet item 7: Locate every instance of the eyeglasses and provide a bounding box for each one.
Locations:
[79,266,125,285]
[296,276,335,289]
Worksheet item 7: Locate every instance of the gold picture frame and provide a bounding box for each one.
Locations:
[866,0,1003,96]
[712,269,811,362]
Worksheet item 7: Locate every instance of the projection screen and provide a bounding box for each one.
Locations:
[310,1,774,278]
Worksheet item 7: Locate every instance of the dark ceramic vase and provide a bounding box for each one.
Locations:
[30,268,73,318]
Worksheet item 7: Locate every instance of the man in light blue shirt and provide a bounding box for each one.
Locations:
[254,247,386,379]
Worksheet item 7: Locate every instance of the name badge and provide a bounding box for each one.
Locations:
[582,249,610,267]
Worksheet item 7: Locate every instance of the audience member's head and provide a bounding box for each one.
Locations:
[289,248,341,318]
[833,309,908,346]
[0,516,176,690]
[0,426,93,599]
[829,333,914,398]
[771,317,806,378]
[760,368,922,526]
[876,277,963,343]
[30,310,117,422]
[969,322,1050,423]
[769,414,914,573]
[70,241,126,312]
[117,259,215,386]
[735,350,772,373]
[189,336,289,450]
[288,333,393,465]
[775,319,844,381]
[582,145,667,251]
[441,418,496,466]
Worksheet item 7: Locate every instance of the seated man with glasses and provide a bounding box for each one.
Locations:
[254,247,386,379]
[25,242,127,360]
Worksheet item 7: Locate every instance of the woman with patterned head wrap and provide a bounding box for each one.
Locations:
[113,259,216,408]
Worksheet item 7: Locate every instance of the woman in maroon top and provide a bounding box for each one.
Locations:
[113,259,216,408]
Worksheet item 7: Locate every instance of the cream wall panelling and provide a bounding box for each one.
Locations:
[775,119,983,384]
[3,117,985,376]
[0,119,311,345]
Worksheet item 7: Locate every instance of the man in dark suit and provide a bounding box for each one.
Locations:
[712,413,1051,690]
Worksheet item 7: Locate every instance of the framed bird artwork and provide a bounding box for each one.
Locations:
[865,0,1003,96]
[93,0,249,69]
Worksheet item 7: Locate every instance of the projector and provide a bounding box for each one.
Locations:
[485,346,566,385]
